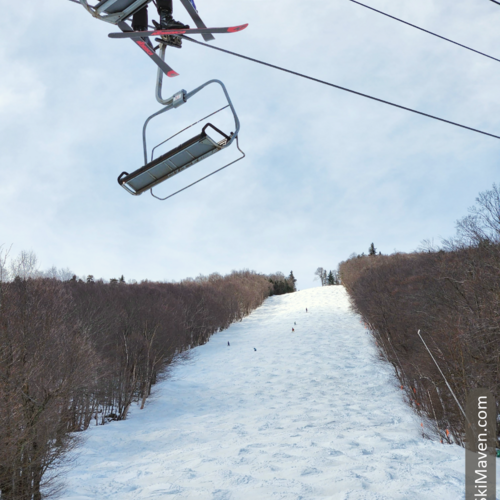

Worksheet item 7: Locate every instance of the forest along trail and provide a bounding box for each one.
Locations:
[64,287,484,500]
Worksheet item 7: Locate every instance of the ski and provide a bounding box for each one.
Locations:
[179,0,215,42]
[117,21,179,78]
[109,24,248,39]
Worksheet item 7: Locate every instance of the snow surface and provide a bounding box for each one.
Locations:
[63,286,499,499]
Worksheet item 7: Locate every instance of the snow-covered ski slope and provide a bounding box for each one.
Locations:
[64,286,498,499]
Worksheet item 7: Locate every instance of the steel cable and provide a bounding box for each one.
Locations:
[350,0,500,64]
[181,35,500,141]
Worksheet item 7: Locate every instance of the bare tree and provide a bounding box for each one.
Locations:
[0,278,99,499]
[0,245,11,283]
[339,184,500,446]
[10,250,39,280]
[445,183,500,248]
[314,267,327,286]
[1,265,274,499]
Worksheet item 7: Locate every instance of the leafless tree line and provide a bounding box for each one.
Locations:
[339,184,500,447]
[0,255,273,500]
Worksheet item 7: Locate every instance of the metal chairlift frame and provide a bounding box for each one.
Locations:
[77,0,149,25]
[74,0,215,43]
[118,45,245,200]
[76,0,208,30]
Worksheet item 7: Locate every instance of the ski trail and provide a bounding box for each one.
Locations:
[63,287,497,499]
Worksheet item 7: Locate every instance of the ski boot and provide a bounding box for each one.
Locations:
[158,9,189,30]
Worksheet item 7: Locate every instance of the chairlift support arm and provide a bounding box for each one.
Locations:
[152,65,241,151]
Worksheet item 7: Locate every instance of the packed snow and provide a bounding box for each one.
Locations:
[63,286,498,499]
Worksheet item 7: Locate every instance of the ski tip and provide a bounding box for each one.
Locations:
[167,70,179,78]
[228,23,248,33]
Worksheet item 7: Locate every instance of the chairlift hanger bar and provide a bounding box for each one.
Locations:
[350,0,500,64]
[143,79,240,162]
[181,35,500,141]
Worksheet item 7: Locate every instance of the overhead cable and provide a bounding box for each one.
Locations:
[350,0,500,64]
[182,35,500,141]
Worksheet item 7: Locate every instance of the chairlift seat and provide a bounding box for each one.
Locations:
[94,0,140,14]
[118,123,230,195]
[79,0,150,24]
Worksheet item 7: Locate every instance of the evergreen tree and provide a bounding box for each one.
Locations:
[268,272,296,295]
[334,270,340,285]
[369,243,377,256]
[86,275,94,284]
[119,275,125,283]
[327,270,334,286]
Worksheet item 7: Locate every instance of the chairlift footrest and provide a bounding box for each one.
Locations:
[118,123,230,195]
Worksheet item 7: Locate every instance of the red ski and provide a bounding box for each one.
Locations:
[109,24,248,39]
[117,21,179,78]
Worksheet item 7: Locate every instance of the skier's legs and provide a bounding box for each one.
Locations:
[157,0,196,11]
[156,0,189,29]
[132,4,148,31]
[156,0,172,13]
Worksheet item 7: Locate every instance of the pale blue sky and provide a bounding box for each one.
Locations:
[1,0,499,289]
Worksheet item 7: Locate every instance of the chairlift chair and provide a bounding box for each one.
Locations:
[117,57,245,200]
